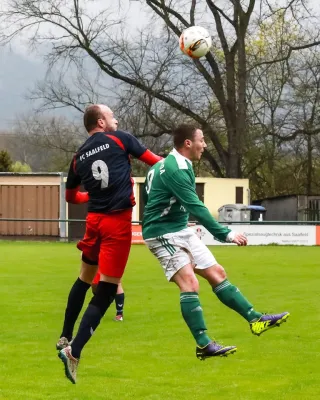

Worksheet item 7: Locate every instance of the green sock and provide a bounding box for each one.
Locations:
[213,280,262,322]
[180,292,211,347]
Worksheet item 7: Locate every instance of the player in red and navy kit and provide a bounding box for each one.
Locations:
[57,104,162,384]
[91,272,125,321]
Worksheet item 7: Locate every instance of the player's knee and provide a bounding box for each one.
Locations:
[182,273,200,292]
[191,279,200,292]
[91,283,97,295]
[89,281,118,316]
[212,264,227,281]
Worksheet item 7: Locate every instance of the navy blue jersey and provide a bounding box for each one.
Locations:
[66,130,147,213]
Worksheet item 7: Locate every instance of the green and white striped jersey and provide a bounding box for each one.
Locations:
[142,148,231,241]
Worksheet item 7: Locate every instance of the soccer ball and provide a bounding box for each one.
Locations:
[179,26,212,59]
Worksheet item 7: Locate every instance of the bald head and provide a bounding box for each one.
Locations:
[96,104,113,116]
[83,104,118,134]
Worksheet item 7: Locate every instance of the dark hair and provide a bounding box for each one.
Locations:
[172,124,198,149]
[83,105,104,132]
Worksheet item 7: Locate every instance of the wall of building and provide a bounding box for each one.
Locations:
[0,173,62,185]
[0,173,64,236]
[0,173,249,237]
[259,197,297,221]
[257,195,320,221]
[202,177,250,217]
[133,177,249,220]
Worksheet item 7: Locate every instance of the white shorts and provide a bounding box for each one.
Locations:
[145,228,217,281]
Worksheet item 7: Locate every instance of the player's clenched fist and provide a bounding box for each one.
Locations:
[232,233,248,246]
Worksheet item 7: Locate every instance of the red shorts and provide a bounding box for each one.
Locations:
[77,209,132,279]
[92,271,100,285]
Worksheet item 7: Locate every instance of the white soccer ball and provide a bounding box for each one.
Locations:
[179,26,212,59]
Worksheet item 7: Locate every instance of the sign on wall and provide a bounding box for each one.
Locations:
[131,224,144,244]
[131,224,320,246]
[192,224,320,246]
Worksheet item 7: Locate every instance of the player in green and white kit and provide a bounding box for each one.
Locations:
[142,124,290,360]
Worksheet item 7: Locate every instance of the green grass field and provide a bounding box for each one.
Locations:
[1,242,320,400]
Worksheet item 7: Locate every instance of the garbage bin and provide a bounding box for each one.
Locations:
[247,205,266,221]
[218,204,251,223]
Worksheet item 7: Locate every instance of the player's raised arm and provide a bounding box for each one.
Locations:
[138,149,163,166]
[65,156,89,204]
[117,130,162,166]
[160,169,239,243]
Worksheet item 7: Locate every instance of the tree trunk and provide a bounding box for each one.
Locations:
[306,134,312,195]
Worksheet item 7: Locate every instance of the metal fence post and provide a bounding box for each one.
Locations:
[59,173,67,239]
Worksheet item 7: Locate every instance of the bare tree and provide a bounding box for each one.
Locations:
[1,0,319,179]
[287,52,320,195]
[246,9,320,198]
[7,116,86,171]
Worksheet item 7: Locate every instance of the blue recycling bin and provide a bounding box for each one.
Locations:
[247,205,266,221]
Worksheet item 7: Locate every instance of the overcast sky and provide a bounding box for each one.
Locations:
[0,0,319,131]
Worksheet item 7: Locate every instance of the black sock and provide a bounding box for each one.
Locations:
[60,278,90,341]
[71,281,118,359]
[115,293,125,315]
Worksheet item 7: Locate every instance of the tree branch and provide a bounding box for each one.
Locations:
[251,41,320,70]
[190,0,196,26]
[271,127,320,142]
[206,0,235,27]
[203,148,224,177]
